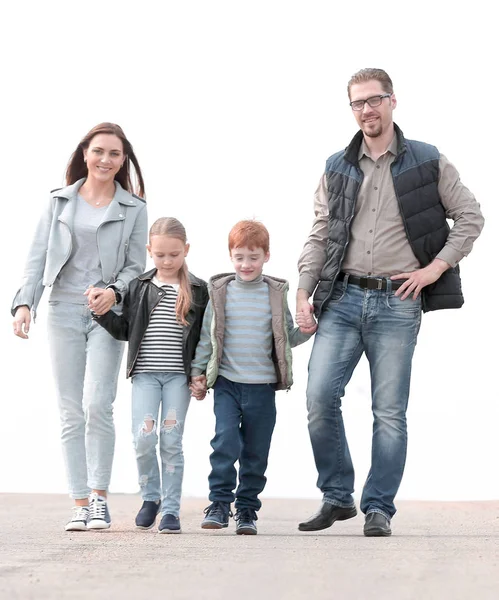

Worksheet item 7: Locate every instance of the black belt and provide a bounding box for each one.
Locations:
[337,272,405,291]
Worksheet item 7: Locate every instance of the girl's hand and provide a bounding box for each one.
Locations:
[190,375,207,401]
[85,286,115,315]
[13,306,31,339]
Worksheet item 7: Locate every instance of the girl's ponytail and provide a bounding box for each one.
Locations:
[176,261,192,326]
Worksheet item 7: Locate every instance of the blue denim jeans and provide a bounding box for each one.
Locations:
[131,372,191,517]
[47,301,125,499]
[208,376,276,511]
[307,278,421,519]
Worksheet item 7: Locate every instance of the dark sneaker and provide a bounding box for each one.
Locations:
[87,492,111,530]
[364,512,392,537]
[158,513,182,534]
[235,508,258,535]
[298,502,357,532]
[65,506,89,532]
[135,500,161,530]
[201,502,232,529]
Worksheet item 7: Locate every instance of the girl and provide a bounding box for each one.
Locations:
[93,217,208,533]
[11,123,148,531]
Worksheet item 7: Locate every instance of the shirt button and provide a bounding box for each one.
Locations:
[376,165,380,169]
[119,213,123,217]
[368,271,372,275]
[372,208,376,212]
[369,229,373,233]
[367,251,371,254]
[374,187,378,190]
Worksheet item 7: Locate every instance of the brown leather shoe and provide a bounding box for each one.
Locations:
[298,502,357,532]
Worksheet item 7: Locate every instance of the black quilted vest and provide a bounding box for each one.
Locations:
[314,124,464,316]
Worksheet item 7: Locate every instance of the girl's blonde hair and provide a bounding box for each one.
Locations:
[149,217,191,325]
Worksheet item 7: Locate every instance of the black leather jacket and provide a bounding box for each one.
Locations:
[95,268,208,380]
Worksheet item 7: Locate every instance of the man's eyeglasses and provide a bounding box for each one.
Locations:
[349,94,391,111]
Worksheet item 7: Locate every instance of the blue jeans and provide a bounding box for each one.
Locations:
[131,372,191,516]
[47,301,125,499]
[307,278,421,519]
[208,376,277,511]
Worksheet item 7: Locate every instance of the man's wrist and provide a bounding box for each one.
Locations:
[296,288,311,303]
[429,258,450,277]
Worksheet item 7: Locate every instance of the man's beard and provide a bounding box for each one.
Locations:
[363,122,382,138]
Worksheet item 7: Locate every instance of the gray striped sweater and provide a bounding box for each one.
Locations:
[191,274,310,385]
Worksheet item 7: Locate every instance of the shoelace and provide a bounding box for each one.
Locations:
[204,502,233,519]
[89,498,107,520]
[235,509,257,523]
[71,506,89,521]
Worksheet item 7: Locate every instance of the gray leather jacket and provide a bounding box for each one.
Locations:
[11,178,148,317]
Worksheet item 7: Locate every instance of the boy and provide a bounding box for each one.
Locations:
[190,220,315,535]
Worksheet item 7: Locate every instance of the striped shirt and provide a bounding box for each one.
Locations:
[133,278,184,374]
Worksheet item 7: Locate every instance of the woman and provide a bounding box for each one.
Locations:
[12,123,148,531]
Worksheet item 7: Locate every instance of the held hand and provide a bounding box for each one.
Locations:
[190,375,207,401]
[295,297,317,334]
[296,311,318,334]
[13,306,31,339]
[85,286,115,315]
[391,259,450,300]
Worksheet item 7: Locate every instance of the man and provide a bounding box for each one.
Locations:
[296,68,484,537]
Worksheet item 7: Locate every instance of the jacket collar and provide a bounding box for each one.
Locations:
[209,272,288,291]
[53,178,139,207]
[344,122,407,166]
[138,268,204,287]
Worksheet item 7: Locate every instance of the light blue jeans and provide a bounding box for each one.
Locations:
[47,301,125,499]
[131,372,191,517]
[307,278,421,519]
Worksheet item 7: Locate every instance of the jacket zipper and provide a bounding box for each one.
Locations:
[317,170,364,316]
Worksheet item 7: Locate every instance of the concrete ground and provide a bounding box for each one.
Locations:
[0,495,497,600]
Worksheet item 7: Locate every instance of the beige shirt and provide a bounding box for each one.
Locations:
[298,135,484,294]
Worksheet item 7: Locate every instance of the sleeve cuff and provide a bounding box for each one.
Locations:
[190,367,205,377]
[435,247,460,269]
[297,274,318,295]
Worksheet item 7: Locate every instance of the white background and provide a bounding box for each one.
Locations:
[1,1,497,503]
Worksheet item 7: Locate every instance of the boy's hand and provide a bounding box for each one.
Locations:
[190,375,207,401]
[296,290,317,334]
[296,302,317,334]
[85,285,115,315]
[296,312,318,334]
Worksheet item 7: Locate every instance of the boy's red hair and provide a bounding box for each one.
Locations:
[228,220,270,254]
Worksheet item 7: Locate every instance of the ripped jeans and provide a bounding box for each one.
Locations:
[131,372,191,516]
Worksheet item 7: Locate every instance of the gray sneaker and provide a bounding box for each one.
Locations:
[87,493,111,530]
[235,508,258,535]
[201,502,232,529]
[65,506,89,532]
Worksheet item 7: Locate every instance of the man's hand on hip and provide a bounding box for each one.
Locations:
[391,258,451,300]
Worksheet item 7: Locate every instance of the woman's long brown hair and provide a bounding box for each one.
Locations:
[149,217,191,325]
[65,122,146,198]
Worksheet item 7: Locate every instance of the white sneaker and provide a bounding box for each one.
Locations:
[65,506,89,531]
[87,492,111,530]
